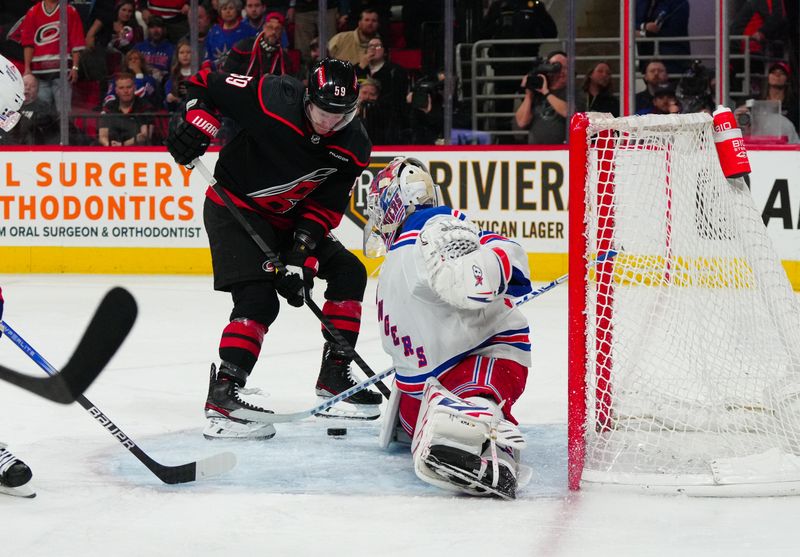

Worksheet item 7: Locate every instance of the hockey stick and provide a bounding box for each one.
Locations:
[190,157,391,399]
[0,288,137,403]
[264,367,395,424]
[513,250,618,306]
[3,307,236,485]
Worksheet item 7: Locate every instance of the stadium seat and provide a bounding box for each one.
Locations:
[391,48,421,72]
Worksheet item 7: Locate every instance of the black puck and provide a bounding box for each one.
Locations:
[327,428,347,437]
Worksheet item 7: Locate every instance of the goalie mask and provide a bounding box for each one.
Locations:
[0,55,23,137]
[363,157,441,257]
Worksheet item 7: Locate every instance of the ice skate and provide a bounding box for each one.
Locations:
[314,342,381,420]
[203,363,277,440]
[0,443,35,498]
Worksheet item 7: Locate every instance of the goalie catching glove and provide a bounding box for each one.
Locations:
[166,99,220,165]
[418,216,510,309]
[275,231,319,307]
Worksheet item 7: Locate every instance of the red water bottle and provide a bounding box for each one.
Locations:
[712,106,751,179]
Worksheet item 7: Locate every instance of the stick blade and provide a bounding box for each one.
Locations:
[60,287,138,400]
[194,451,237,481]
[155,451,237,484]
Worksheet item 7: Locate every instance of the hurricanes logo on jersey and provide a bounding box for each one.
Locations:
[249,168,337,213]
[34,22,60,46]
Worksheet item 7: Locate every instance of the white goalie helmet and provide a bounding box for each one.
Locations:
[0,55,23,136]
[363,157,441,257]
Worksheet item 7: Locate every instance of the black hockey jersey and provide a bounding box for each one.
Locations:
[187,70,371,241]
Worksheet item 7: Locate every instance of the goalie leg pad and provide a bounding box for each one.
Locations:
[411,377,526,498]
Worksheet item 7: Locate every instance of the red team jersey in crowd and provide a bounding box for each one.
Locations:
[145,0,188,20]
[18,1,86,75]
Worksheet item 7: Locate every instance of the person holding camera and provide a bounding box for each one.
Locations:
[405,71,445,144]
[514,51,568,145]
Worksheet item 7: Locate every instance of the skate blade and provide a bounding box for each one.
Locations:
[314,398,380,421]
[0,484,36,498]
[517,464,534,488]
[425,456,516,500]
[203,417,276,440]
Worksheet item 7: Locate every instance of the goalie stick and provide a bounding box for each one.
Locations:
[190,157,391,399]
[513,250,618,306]
[3,302,236,485]
[0,287,136,403]
[261,366,395,424]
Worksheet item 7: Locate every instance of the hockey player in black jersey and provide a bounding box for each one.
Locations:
[166,58,381,440]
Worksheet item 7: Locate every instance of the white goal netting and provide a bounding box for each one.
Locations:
[576,112,800,495]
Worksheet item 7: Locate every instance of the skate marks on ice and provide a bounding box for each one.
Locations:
[99,422,567,499]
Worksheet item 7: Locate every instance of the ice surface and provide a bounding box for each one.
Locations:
[0,274,798,556]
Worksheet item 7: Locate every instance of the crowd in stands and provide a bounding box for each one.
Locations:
[0,0,797,146]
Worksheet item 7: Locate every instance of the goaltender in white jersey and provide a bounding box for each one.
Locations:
[364,157,532,499]
[0,55,35,498]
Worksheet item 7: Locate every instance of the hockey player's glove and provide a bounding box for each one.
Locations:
[0,286,3,339]
[276,247,319,308]
[166,100,220,165]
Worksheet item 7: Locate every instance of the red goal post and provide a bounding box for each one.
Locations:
[568,112,800,496]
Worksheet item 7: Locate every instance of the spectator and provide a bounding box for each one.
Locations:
[637,84,681,115]
[105,49,161,108]
[134,16,176,84]
[356,77,390,144]
[579,62,619,117]
[480,0,558,143]
[203,0,256,71]
[180,2,213,56]
[224,11,296,77]
[298,36,322,86]
[327,8,380,66]
[2,73,58,145]
[405,70,444,144]
[735,61,799,136]
[19,0,85,109]
[164,40,194,112]
[762,61,798,128]
[514,50,568,144]
[730,0,790,97]
[342,1,391,37]
[287,0,339,65]
[84,0,145,81]
[635,0,691,75]
[141,0,191,44]
[243,0,266,34]
[86,0,144,57]
[635,59,670,113]
[98,72,153,146]
[355,37,408,139]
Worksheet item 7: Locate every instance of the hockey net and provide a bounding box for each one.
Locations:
[568,112,800,495]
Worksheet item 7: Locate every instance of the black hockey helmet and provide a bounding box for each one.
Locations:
[304,58,359,133]
[307,57,359,114]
